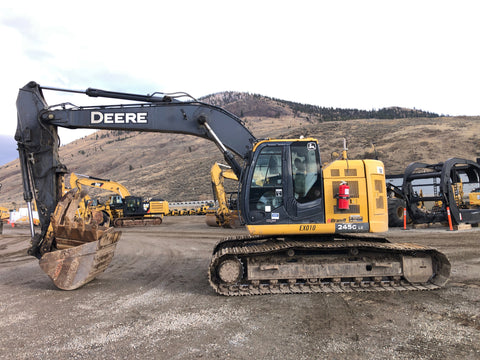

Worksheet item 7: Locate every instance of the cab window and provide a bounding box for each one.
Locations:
[291,142,322,203]
[250,147,283,211]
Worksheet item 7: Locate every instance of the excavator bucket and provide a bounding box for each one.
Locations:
[38,189,121,290]
[225,212,242,228]
[205,212,242,228]
[205,213,220,227]
[39,229,120,290]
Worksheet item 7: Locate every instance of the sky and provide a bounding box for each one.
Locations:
[1,0,479,145]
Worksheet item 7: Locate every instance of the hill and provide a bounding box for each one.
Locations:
[200,92,440,120]
[1,92,479,209]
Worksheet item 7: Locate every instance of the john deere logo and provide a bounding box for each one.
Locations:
[90,111,148,124]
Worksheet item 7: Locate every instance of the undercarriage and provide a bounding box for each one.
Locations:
[113,216,162,227]
[208,235,451,295]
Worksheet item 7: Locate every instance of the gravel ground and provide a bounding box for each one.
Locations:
[0,217,479,360]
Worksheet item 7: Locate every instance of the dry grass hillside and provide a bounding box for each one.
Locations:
[1,93,479,209]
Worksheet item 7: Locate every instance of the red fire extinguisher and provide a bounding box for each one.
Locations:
[337,181,350,210]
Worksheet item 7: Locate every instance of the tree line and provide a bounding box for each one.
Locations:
[201,91,441,121]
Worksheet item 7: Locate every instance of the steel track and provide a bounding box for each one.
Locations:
[208,235,450,296]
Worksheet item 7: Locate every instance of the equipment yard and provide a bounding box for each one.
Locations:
[1,216,478,360]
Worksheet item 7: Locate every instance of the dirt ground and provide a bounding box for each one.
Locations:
[0,216,479,360]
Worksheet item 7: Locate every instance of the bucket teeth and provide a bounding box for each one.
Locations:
[39,189,121,290]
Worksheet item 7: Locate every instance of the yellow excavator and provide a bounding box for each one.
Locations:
[0,183,8,234]
[0,207,8,222]
[68,173,168,227]
[470,188,480,206]
[0,184,8,218]
[205,163,242,228]
[0,188,9,224]
[15,81,450,294]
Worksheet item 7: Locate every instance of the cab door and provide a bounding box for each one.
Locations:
[286,141,324,222]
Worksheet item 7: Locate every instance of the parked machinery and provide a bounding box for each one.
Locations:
[403,158,480,226]
[0,184,5,234]
[388,158,480,227]
[0,184,9,222]
[69,173,168,227]
[469,187,480,206]
[167,201,212,216]
[205,162,242,228]
[386,179,408,227]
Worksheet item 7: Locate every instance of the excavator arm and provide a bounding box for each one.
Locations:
[70,173,131,198]
[205,162,241,228]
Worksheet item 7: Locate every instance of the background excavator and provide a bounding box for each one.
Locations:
[15,81,450,294]
[205,162,242,228]
[68,173,168,226]
[0,183,7,234]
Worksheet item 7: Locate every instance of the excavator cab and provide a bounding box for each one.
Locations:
[243,139,324,226]
[123,196,144,216]
[109,195,124,209]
